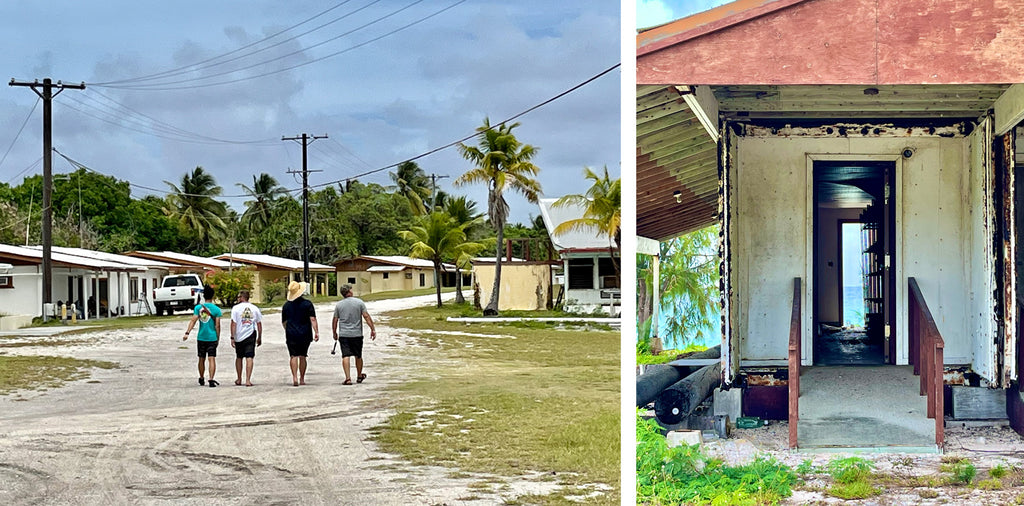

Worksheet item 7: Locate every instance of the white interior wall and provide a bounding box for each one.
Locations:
[736,135,977,364]
[816,207,863,323]
[967,119,999,382]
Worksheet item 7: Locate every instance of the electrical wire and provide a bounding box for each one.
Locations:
[92,0,359,86]
[308,62,621,190]
[92,0,465,91]
[0,97,40,175]
[3,157,43,185]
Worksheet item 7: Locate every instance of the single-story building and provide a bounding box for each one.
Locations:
[334,255,465,295]
[538,198,619,315]
[123,250,236,274]
[637,0,1024,448]
[0,243,147,323]
[47,246,179,315]
[213,253,333,303]
[471,254,552,311]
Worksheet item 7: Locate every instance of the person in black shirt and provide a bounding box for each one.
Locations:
[281,281,319,386]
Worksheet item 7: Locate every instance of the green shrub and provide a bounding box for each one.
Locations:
[829,480,879,500]
[263,278,286,304]
[948,461,976,485]
[990,464,1008,479]
[205,268,254,306]
[827,456,874,484]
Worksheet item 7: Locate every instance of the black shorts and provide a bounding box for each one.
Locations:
[339,337,363,358]
[286,338,311,357]
[197,340,218,358]
[235,335,256,358]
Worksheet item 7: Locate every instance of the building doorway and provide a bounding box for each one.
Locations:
[813,160,895,365]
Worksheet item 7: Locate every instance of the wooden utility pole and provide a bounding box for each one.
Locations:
[283,133,326,282]
[9,78,85,315]
[428,173,449,212]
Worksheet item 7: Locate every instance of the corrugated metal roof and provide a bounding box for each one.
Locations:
[126,251,236,269]
[213,253,333,272]
[367,265,407,272]
[0,244,145,271]
[45,246,179,269]
[537,198,615,253]
[360,255,435,269]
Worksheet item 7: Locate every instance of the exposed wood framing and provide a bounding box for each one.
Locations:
[719,119,737,387]
[742,121,970,138]
[1002,131,1018,387]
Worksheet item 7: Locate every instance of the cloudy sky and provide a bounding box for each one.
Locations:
[637,0,729,28]
[0,1,620,225]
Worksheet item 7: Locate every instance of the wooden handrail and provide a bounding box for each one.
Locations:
[908,277,945,447]
[788,278,801,448]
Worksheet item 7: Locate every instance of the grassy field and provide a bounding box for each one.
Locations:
[0,355,117,395]
[370,302,620,505]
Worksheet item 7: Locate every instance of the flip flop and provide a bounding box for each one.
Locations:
[342,379,353,385]
[357,373,367,384]
[235,379,242,386]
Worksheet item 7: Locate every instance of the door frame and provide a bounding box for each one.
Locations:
[805,153,906,366]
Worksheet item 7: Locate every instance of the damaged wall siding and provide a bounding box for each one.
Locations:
[968,117,999,384]
[1001,131,1017,387]
[734,131,979,365]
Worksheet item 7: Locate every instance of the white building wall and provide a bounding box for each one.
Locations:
[735,135,977,365]
[0,265,41,316]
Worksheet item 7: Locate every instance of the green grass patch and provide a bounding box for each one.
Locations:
[0,355,117,394]
[637,344,709,365]
[370,302,619,504]
[636,413,797,505]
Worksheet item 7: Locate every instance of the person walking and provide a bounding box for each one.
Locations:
[282,280,319,386]
[332,284,376,385]
[230,290,263,387]
[183,285,222,387]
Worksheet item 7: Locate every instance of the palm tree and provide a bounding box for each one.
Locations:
[389,161,431,216]
[444,196,486,303]
[553,165,621,280]
[238,173,287,231]
[456,118,541,315]
[399,211,486,308]
[163,166,229,248]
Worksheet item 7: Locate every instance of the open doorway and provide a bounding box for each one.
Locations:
[813,161,894,365]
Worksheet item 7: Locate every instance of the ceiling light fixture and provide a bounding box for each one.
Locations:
[673,190,682,203]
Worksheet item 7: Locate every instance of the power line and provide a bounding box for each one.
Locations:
[92,0,361,86]
[308,62,621,190]
[0,97,40,173]
[3,156,43,185]
[91,0,465,91]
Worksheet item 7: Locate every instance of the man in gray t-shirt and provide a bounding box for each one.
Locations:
[332,284,376,385]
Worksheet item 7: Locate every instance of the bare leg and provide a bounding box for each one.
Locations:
[356,357,364,378]
[235,357,243,385]
[299,357,307,385]
[342,356,351,383]
[245,357,254,386]
[197,357,205,382]
[208,357,216,380]
[289,357,299,386]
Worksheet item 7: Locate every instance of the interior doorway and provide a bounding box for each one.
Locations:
[813,160,895,365]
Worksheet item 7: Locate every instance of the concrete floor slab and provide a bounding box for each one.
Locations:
[798,365,937,449]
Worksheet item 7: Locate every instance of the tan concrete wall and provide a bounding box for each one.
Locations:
[338,270,372,295]
[473,263,550,311]
[735,135,977,365]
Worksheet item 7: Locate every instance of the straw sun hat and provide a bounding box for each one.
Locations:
[287,281,308,302]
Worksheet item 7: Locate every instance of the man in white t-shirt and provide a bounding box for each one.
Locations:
[230,290,263,387]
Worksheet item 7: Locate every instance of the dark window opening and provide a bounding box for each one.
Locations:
[419,273,426,286]
[347,277,356,284]
[567,258,594,290]
[0,275,11,289]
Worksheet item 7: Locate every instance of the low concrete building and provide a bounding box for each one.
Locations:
[538,198,620,315]
[213,253,333,303]
[334,255,461,295]
[471,257,552,311]
[0,243,148,322]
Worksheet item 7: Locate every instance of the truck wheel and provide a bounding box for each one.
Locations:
[155,304,164,316]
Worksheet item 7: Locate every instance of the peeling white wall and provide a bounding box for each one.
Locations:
[735,135,980,365]
[967,119,998,382]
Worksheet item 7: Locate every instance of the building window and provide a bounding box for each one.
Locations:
[347,277,356,284]
[598,257,618,289]
[0,275,11,289]
[567,258,594,290]
[419,273,426,286]
[383,272,389,279]
[405,272,413,279]
[130,279,139,302]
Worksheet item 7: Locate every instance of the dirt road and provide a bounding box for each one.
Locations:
[0,294,508,505]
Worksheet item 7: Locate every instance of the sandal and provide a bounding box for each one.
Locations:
[342,378,353,385]
[357,373,367,384]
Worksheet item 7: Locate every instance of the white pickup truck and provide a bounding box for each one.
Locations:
[153,274,204,315]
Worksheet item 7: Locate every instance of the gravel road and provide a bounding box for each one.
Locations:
[0,293,517,505]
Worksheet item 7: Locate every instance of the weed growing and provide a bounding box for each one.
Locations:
[636,413,797,505]
[825,457,879,500]
[941,459,976,485]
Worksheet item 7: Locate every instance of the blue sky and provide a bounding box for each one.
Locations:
[637,0,731,28]
[0,1,620,225]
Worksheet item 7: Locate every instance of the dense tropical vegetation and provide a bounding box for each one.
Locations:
[0,121,566,311]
